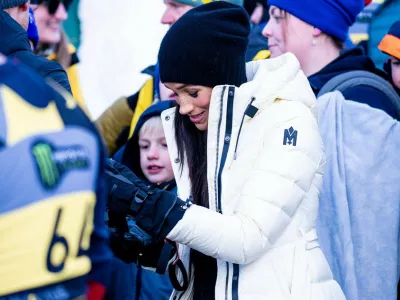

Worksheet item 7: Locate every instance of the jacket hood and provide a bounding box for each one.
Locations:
[242,52,317,113]
[0,10,31,56]
[308,47,388,94]
[122,100,176,180]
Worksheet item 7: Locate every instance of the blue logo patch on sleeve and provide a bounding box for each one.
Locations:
[32,141,89,189]
[283,126,298,146]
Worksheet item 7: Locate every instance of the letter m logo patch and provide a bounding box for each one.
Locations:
[283,126,298,146]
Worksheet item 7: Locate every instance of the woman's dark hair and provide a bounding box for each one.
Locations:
[174,107,209,208]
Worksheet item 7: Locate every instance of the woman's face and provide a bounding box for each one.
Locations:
[390,56,400,90]
[262,6,314,59]
[164,83,212,131]
[33,2,68,44]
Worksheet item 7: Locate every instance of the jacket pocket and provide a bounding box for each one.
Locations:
[239,256,291,299]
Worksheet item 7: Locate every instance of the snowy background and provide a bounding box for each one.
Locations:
[78,0,168,118]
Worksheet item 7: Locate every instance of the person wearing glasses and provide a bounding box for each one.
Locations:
[0,0,72,94]
[30,0,88,114]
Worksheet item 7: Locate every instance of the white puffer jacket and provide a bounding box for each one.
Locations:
[161,53,345,300]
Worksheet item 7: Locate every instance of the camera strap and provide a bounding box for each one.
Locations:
[156,241,189,292]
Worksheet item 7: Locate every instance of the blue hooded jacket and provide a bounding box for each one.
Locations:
[107,101,176,300]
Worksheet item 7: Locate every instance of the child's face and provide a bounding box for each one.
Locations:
[139,127,174,184]
[390,56,400,90]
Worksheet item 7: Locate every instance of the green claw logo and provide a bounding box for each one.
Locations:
[32,141,89,189]
[33,142,60,189]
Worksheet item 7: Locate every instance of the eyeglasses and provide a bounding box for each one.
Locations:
[31,0,72,15]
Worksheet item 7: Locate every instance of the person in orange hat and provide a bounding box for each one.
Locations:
[379,20,400,95]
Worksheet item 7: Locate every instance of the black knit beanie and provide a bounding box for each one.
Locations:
[158,1,250,88]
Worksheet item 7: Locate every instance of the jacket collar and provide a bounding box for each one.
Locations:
[210,52,317,123]
[0,10,31,56]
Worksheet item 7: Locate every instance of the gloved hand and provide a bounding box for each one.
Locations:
[107,211,164,266]
[105,159,190,240]
[105,159,191,290]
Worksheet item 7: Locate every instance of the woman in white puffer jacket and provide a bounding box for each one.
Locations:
[107,2,345,299]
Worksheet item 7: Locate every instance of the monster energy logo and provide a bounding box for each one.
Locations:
[32,141,89,189]
[33,142,60,189]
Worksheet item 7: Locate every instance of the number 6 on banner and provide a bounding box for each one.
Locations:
[46,208,69,272]
[46,202,95,273]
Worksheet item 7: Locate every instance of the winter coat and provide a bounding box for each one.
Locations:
[161,53,345,300]
[309,47,398,119]
[0,10,72,94]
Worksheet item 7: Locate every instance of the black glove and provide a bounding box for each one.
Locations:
[105,159,190,240]
[107,211,164,266]
[105,159,191,290]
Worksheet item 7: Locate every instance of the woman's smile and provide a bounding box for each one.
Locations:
[189,111,205,123]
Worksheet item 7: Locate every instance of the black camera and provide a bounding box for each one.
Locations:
[106,210,164,268]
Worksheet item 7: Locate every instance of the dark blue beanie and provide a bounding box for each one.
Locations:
[158,1,250,88]
[268,0,364,41]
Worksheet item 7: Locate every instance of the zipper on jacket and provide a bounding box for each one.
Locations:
[215,86,235,299]
[232,264,240,300]
[233,97,257,160]
[216,86,235,214]
[213,86,227,214]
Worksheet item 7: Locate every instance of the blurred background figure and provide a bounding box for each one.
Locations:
[243,0,269,25]
[243,0,270,61]
[0,0,71,92]
[379,20,400,96]
[263,0,398,119]
[348,0,400,63]
[30,0,88,113]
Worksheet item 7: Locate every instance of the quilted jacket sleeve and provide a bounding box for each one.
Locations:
[167,101,324,264]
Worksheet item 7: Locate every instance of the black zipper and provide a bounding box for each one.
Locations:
[232,264,240,300]
[213,86,227,213]
[215,86,235,299]
[217,86,234,214]
[233,97,256,160]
